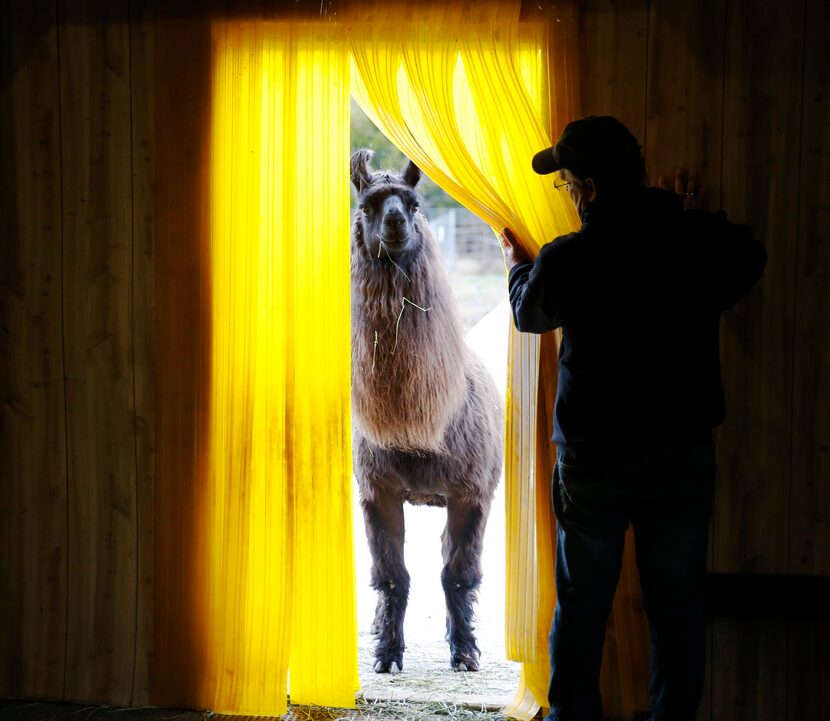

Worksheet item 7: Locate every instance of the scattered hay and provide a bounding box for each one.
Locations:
[280,630,522,721]
[285,698,511,721]
[356,632,518,709]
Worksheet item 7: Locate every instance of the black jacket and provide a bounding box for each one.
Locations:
[508,186,767,448]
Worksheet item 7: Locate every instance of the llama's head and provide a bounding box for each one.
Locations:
[351,149,423,260]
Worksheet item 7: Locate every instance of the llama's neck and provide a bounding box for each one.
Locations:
[351,219,468,452]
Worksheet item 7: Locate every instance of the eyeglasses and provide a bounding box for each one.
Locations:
[554,178,576,191]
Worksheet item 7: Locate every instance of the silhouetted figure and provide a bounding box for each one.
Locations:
[500,116,767,721]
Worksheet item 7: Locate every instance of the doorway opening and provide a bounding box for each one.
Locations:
[350,98,519,709]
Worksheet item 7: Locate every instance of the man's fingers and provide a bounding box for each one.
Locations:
[657,176,668,190]
[687,169,699,198]
[500,227,516,248]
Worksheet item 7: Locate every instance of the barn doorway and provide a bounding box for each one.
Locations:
[152,9,565,716]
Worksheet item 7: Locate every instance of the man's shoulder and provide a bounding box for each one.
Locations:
[540,229,584,257]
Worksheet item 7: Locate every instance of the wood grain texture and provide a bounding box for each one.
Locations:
[58,0,138,704]
[129,0,156,705]
[151,9,213,708]
[644,0,725,202]
[578,0,649,145]
[543,0,579,138]
[714,0,804,576]
[786,0,830,716]
[787,620,830,721]
[710,619,787,721]
[789,0,830,578]
[0,0,68,700]
[709,2,804,720]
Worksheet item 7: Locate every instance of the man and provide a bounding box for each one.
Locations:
[499,116,766,721]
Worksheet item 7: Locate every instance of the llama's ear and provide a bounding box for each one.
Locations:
[351,149,374,194]
[402,160,422,188]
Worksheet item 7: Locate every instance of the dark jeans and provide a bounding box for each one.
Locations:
[544,440,715,721]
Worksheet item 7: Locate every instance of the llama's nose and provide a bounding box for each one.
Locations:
[384,209,405,228]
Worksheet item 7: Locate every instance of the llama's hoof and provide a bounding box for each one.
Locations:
[374,657,403,674]
[451,653,480,672]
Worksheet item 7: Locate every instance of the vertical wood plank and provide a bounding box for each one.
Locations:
[710,1,804,720]
[578,0,649,143]
[715,0,802,578]
[787,620,830,721]
[0,0,68,699]
[644,0,725,202]
[788,0,830,717]
[58,0,138,704]
[710,619,787,721]
[129,0,156,705]
[789,0,830,579]
[151,9,213,708]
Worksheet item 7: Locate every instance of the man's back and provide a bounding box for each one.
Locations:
[508,186,767,448]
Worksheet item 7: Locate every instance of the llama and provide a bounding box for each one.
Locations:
[350,149,503,674]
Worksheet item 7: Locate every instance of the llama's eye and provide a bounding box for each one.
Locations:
[411,204,419,213]
[360,204,372,215]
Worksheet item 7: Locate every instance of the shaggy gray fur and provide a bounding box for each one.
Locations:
[350,149,504,674]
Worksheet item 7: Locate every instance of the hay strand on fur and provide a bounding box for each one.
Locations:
[392,297,432,355]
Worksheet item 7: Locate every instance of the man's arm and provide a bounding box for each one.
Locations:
[500,228,565,333]
[684,211,767,310]
[715,218,767,310]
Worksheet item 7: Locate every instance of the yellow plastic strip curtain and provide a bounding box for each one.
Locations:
[205,20,356,714]
[348,2,578,717]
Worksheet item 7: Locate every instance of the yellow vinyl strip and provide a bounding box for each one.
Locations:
[205,20,355,715]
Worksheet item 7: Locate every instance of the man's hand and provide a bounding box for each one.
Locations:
[499,227,533,271]
[657,168,706,211]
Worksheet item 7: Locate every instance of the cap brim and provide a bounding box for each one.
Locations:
[532,146,560,175]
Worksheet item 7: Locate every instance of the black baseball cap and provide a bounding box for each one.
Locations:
[532,115,643,179]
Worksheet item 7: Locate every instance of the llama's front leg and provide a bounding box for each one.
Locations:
[442,495,490,671]
[361,487,408,674]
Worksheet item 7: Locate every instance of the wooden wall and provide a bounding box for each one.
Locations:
[579,1,830,720]
[1,0,828,718]
[1,0,156,705]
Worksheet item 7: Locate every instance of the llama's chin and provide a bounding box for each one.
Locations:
[376,235,411,257]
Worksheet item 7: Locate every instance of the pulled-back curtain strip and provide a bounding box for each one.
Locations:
[348,2,579,716]
[202,20,355,715]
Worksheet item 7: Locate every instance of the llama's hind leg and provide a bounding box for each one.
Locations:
[361,487,409,674]
[442,494,491,671]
